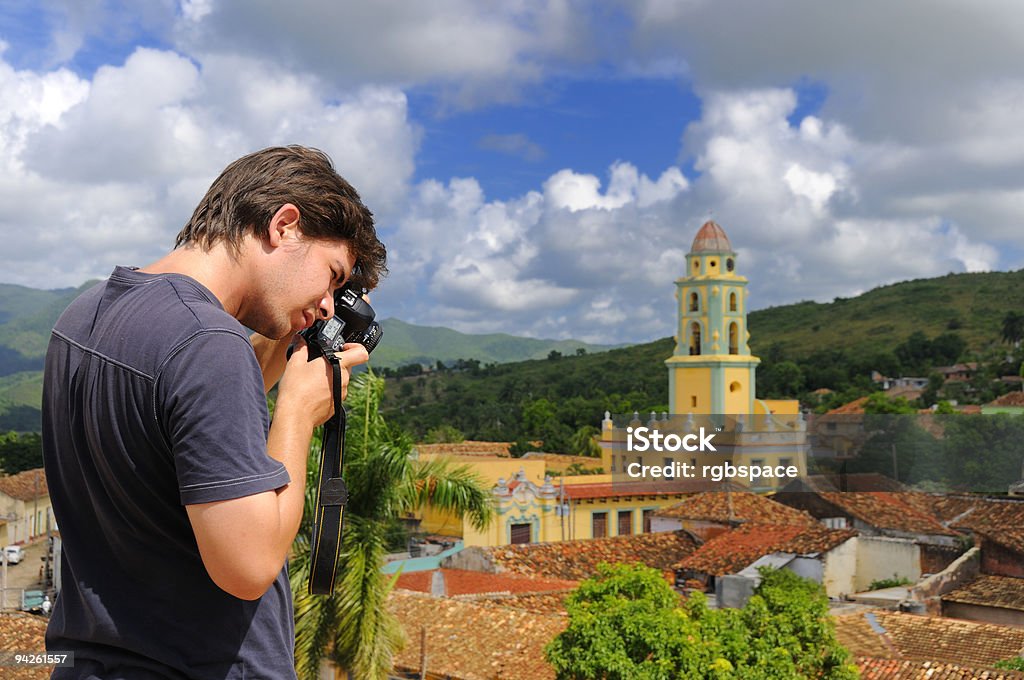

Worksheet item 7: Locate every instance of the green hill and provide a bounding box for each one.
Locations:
[374,318,617,367]
[746,270,1024,358]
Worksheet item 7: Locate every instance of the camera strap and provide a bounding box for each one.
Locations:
[308,356,349,595]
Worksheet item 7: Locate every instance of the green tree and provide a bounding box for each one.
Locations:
[0,431,43,474]
[1002,311,1024,347]
[569,425,601,458]
[941,413,1024,492]
[546,564,858,680]
[862,392,916,414]
[289,372,494,680]
[422,424,465,444]
[545,563,703,680]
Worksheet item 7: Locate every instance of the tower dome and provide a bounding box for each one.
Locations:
[690,220,733,253]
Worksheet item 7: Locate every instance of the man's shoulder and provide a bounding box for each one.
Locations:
[51,269,250,372]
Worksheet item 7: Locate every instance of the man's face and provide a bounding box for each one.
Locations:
[247,235,356,340]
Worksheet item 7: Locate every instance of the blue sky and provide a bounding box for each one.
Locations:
[1,1,1022,343]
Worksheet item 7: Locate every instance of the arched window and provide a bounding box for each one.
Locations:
[689,323,701,356]
[689,292,699,312]
[729,291,737,312]
[729,322,738,355]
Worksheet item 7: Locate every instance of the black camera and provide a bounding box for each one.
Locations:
[298,285,382,360]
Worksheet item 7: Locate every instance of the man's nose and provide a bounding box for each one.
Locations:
[318,292,335,320]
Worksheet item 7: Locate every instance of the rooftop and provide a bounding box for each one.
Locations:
[689,220,733,253]
[414,441,514,457]
[0,468,48,502]
[943,574,1024,612]
[855,656,1024,679]
[389,590,564,680]
[654,491,817,525]
[483,530,699,581]
[675,523,857,576]
[816,492,960,537]
[0,612,51,679]
[989,391,1024,407]
[394,569,577,597]
[835,609,1024,669]
[561,478,745,501]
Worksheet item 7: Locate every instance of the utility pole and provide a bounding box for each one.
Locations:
[891,443,899,482]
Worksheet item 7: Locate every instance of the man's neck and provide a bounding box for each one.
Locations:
[139,243,250,318]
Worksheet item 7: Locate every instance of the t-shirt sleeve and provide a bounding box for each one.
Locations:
[157,329,290,505]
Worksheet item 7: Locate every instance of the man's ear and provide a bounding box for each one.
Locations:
[265,203,301,248]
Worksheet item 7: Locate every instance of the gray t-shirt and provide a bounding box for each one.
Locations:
[42,266,296,679]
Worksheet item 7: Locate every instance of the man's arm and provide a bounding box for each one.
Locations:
[186,342,369,600]
[251,333,291,394]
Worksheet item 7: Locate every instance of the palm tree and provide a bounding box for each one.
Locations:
[290,371,494,680]
[1002,311,1024,347]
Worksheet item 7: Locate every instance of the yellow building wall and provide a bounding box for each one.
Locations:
[668,364,712,414]
[415,456,547,537]
[759,399,801,415]
[723,365,753,413]
[462,490,690,547]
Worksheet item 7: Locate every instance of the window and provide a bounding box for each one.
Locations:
[689,292,699,312]
[726,258,735,272]
[729,381,741,393]
[691,396,698,408]
[689,323,701,355]
[729,291,737,311]
[510,523,532,544]
[779,458,792,469]
[729,322,738,355]
[824,517,848,529]
[663,457,674,477]
[642,509,654,533]
[618,510,633,536]
[592,512,608,538]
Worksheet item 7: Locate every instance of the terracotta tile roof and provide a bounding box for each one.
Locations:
[690,220,733,252]
[653,491,816,525]
[976,528,1024,555]
[826,396,869,415]
[675,523,856,576]
[484,531,699,581]
[0,612,52,679]
[0,468,48,502]
[855,656,1024,679]
[394,569,577,596]
[563,478,745,500]
[414,441,514,457]
[788,473,907,492]
[943,575,1024,612]
[818,492,959,537]
[835,610,1024,668]
[389,590,564,680]
[929,495,1024,534]
[520,453,603,470]
[989,391,1024,407]
[453,591,571,615]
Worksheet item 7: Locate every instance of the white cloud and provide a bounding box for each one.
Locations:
[0,46,419,288]
[174,0,594,109]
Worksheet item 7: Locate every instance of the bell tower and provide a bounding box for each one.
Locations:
[666,221,759,414]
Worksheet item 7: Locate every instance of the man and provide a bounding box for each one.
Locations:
[42,146,387,679]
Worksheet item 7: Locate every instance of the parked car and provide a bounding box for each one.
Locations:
[3,545,25,565]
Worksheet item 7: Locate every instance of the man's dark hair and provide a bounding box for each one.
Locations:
[175,145,387,290]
